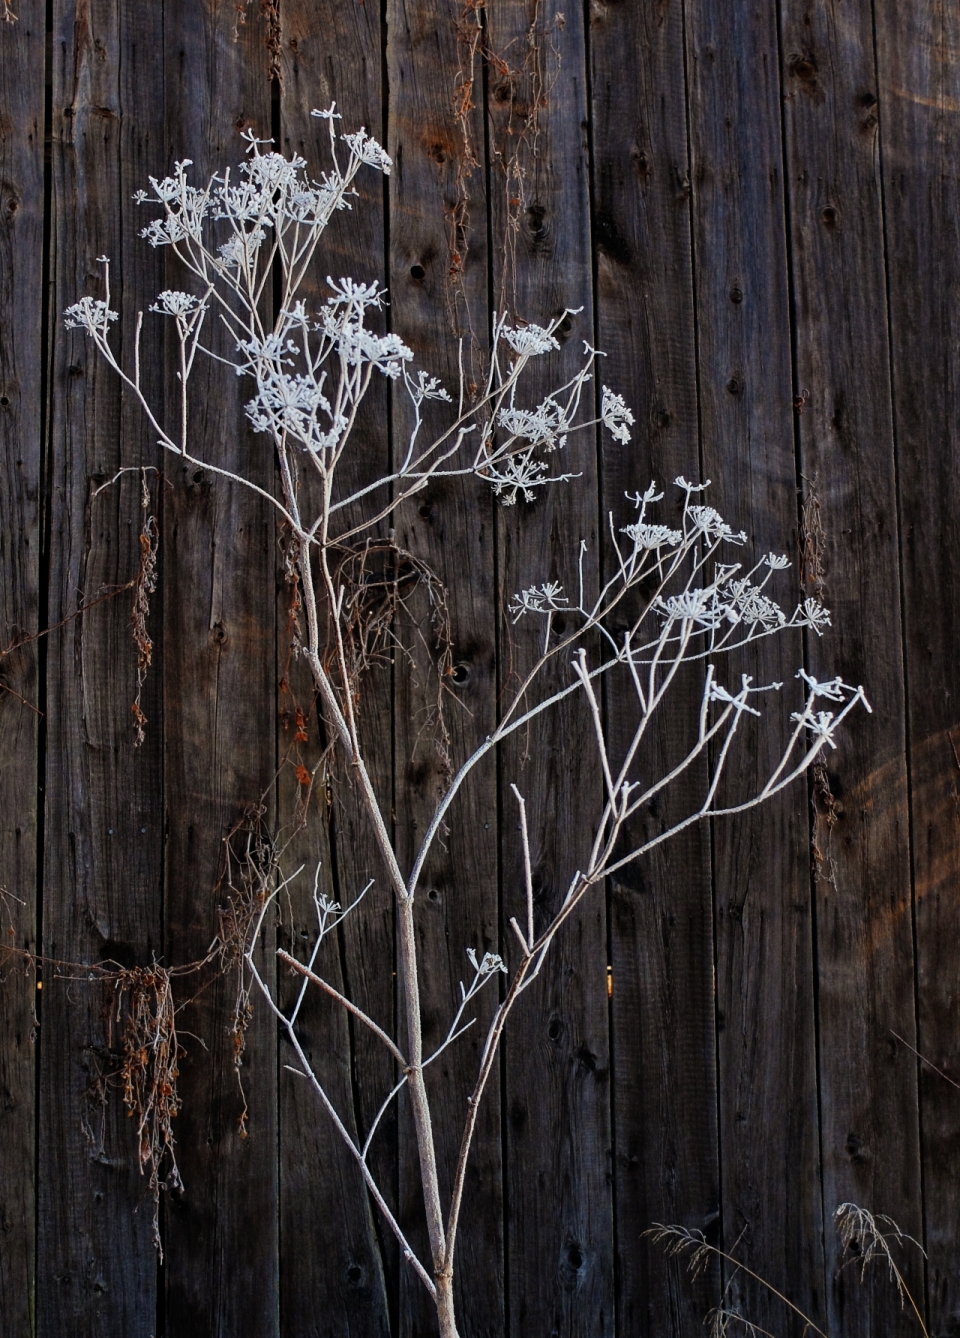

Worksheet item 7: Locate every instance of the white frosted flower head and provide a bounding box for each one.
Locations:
[150,290,204,318]
[243,149,306,191]
[485,449,550,506]
[342,129,393,176]
[502,323,560,357]
[215,229,268,267]
[141,214,189,247]
[796,669,847,700]
[147,163,191,203]
[765,553,791,570]
[801,598,831,632]
[601,386,635,444]
[498,396,569,450]
[235,331,297,369]
[687,505,746,544]
[675,475,711,493]
[64,297,118,332]
[466,948,508,976]
[216,180,269,224]
[325,276,384,309]
[245,372,333,436]
[507,581,567,621]
[727,580,787,630]
[657,589,723,628]
[356,330,414,377]
[620,522,682,550]
[791,708,840,749]
[411,372,452,404]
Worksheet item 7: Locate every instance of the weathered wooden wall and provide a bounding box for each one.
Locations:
[0,1,957,1335]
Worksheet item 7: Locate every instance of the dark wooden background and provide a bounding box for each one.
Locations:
[1,1,958,1335]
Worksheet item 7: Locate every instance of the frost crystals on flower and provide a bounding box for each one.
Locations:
[64,297,118,332]
[508,582,567,622]
[601,386,635,443]
[502,323,560,357]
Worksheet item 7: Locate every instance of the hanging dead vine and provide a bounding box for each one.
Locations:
[131,471,160,744]
[453,1,564,324]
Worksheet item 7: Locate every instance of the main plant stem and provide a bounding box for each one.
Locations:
[396,895,446,1276]
[301,542,457,1334]
[435,1269,460,1338]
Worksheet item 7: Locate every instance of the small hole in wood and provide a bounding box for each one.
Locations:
[451,663,470,686]
[410,263,425,281]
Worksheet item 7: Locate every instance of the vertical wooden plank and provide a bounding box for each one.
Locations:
[874,7,960,1334]
[485,4,613,1333]
[0,1,44,1328]
[779,4,921,1334]
[588,1,720,1333]
[278,7,394,1333]
[386,3,501,1334]
[160,5,276,1333]
[40,0,165,1332]
[685,2,822,1331]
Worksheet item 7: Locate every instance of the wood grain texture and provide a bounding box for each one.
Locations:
[874,5,960,1334]
[685,1,823,1331]
[159,5,276,1334]
[278,5,394,1333]
[486,3,613,1333]
[779,3,922,1333]
[0,1,43,1329]
[2,2,958,1333]
[386,3,502,1332]
[588,1,720,1332]
[39,1,166,1333]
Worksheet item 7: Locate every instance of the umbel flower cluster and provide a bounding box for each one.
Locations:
[65,113,869,1338]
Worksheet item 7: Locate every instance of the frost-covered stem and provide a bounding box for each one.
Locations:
[443,950,533,1284]
[240,908,435,1295]
[277,950,407,1066]
[64,123,869,1338]
[300,495,448,1291]
[397,894,448,1281]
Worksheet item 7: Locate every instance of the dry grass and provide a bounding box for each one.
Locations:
[647,1203,930,1338]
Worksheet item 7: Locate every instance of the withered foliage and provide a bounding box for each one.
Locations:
[131,471,160,745]
[212,805,281,1137]
[453,0,564,326]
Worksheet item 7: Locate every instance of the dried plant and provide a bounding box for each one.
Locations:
[73,956,196,1254]
[645,1223,828,1338]
[835,1203,928,1337]
[649,1205,930,1338]
[453,0,564,321]
[65,117,870,1337]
